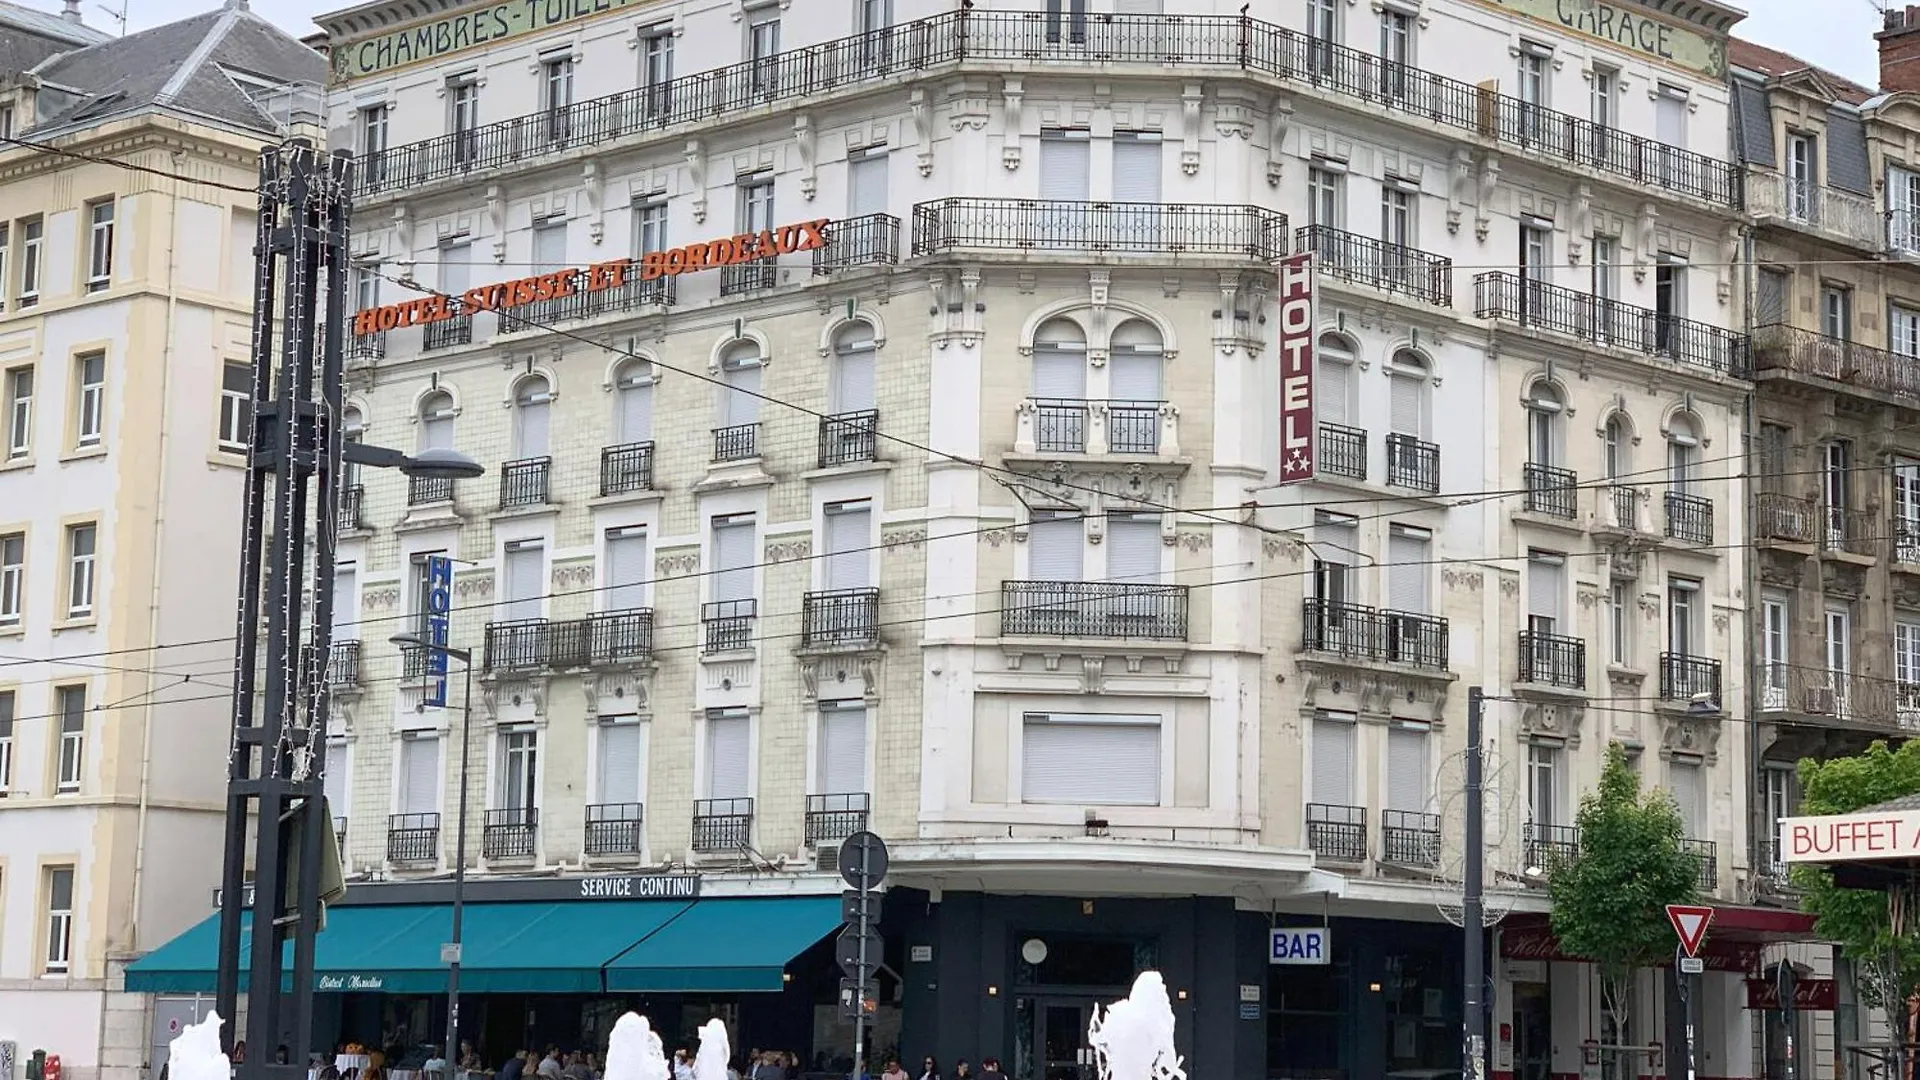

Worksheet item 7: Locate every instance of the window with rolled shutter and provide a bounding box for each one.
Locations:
[401,736,439,815]
[1755,268,1788,326]
[1385,724,1429,811]
[1527,551,1563,634]
[1112,133,1162,203]
[1389,372,1425,437]
[324,741,348,817]
[332,565,357,638]
[1028,514,1084,581]
[1039,130,1091,200]
[440,243,471,299]
[605,528,647,612]
[1106,514,1161,584]
[617,372,653,444]
[1109,349,1162,405]
[824,502,872,591]
[1386,526,1429,613]
[502,542,544,622]
[1021,713,1160,805]
[1311,713,1355,805]
[832,325,878,414]
[1655,85,1687,147]
[720,354,762,426]
[1313,514,1358,603]
[597,720,643,805]
[848,150,889,217]
[532,221,567,273]
[705,711,751,799]
[816,701,868,795]
[1670,761,1704,837]
[1319,359,1352,425]
[712,516,756,602]
[1032,346,1087,399]
[515,379,551,458]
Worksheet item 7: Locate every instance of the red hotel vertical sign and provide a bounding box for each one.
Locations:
[1276,252,1317,484]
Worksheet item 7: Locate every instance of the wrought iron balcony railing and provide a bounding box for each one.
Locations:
[1682,837,1717,892]
[720,261,779,296]
[1517,630,1585,689]
[1301,598,1450,671]
[1597,484,1640,532]
[1658,652,1722,703]
[912,197,1288,259]
[337,483,364,531]
[1000,580,1190,641]
[812,213,901,275]
[713,422,760,462]
[600,441,655,495]
[1665,491,1713,544]
[584,802,646,856]
[1749,174,1883,249]
[1381,809,1440,866]
[1475,273,1750,377]
[408,474,454,506]
[1295,224,1452,306]
[386,813,439,864]
[495,274,674,333]
[1105,401,1163,454]
[483,610,655,670]
[327,640,361,689]
[1522,823,1579,873]
[1306,803,1367,862]
[422,316,474,351]
[1755,492,1817,544]
[1318,422,1366,480]
[347,333,386,363]
[691,796,753,852]
[399,642,431,681]
[1031,398,1089,453]
[1897,517,1920,565]
[819,410,879,467]
[802,588,881,648]
[702,598,757,653]
[482,807,538,860]
[1822,504,1878,557]
[805,792,871,846]
[1385,432,1439,493]
[499,456,551,509]
[350,11,1740,209]
[1521,462,1577,519]
[1751,323,1920,403]
[1758,664,1917,730]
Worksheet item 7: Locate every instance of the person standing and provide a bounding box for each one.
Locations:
[975,1059,1005,1080]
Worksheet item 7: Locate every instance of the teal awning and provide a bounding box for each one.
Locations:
[603,896,842,993]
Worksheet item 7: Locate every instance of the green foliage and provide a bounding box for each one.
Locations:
[1791,740,1920,1013]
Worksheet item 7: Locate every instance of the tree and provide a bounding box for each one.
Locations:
[1792,740,1920,1030]
[1549,741,1699,1047]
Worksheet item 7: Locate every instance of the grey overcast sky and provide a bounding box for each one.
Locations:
[22,0,1896,90]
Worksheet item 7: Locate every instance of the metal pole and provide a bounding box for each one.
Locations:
[1463,686,1486,1080]
[1678,949,1697,1080]
[852,862,869,1080]
[444,658,473,1068]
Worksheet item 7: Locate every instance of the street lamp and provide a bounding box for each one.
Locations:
[391,630,475,1073]
[344,443,487,480]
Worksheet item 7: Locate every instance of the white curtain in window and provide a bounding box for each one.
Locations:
[324,742,348,816]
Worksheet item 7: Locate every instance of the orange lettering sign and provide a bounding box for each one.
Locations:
[350,257,635,337]
[638,219,832,280]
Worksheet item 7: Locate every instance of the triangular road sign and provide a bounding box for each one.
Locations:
[1666,904,1715,958]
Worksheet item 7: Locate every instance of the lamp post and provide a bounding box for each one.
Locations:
[392,631,474,1071]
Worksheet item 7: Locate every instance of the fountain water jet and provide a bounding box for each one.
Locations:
[166,1012,232,1080]
[693,1019,731,1080]
[1087,972,1185,1080]
[605,1013,670,1080]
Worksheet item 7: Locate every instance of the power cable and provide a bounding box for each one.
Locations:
[0,133,257,193]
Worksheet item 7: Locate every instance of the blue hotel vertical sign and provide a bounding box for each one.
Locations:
[424,555,452,707]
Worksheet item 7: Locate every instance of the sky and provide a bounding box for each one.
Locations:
[18,0,1898,90]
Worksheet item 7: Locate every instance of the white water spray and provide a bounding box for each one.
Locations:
[1087,972,1185,1080]
[693,1019,731,1080]
[167,1012,232,1080]
[605,1013,670,1080]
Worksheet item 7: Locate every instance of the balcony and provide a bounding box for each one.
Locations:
[1517,631,1585,690]
[1751,324,1920,403]
[1305,803,1367,862]
[1318,423,1366,480]
[408,474,454,506]
[1681,837,1717,892]
[1381,810,1440,867]
[347,333,386,364]
[1294,225,1452,306]
[1521,463,1577,519]
[599,441,655,496]
[498,456,551,509]
[1759,664,1919,731]
[912,198,1288,260]
[496,274,674,333]
[1000,580,1190,642]
[584,803,646,857]
[482,807,538,860]
[1301,598,1450,671]
[1658,652,1721,703]
[422,316,473,351]
[812,213,901,275]
[1522,823,1579,873]
[1385,433,1439,493]
[337,483,364,531]
[1898,518,1920,565]
[399,642,431,682]
[1028,398,1088,453]
[802,588,881,649]
[691,797,753,852]
[713,422,760,462]
[1474,273,1750,377]
[1595,484,1642,533]
[1749,174,1883,249]
[326,640,361,689]
[1664,491,1713,545]
[720,262,779,296]
[702,598,757,653]
[483,611,655,670]
[819,411,879,467]
[1822,505,1878,558]
[386,813,439,864]
[805,792,871,847]
[1755,492,1817,545]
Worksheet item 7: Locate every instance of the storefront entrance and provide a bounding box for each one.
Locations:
[1035,1000,1097,1080]
[1512,982,1550,1080]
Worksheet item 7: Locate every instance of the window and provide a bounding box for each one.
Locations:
[739,174,774,234]
[1821,284,1853,342]
[1669,760,1704,838]
[512,375,551,459]
[218,362,251,451]
[541,52,574,115]
[1312,511,1357,606]
[531,219,567,275]
[1385,722,1430,812]
[1787,133,1818,221]
[1895,302,1920,358]
[1520,221,1552,290]
[1385,523,1430,615]
[1381,181,1415,249]
[1590,65,1616,128]
[1378,8,1413,99]
[0,222,8,311]
[332,563,358,642]
[1526,743,1562,828]
[748,15,781,94]
[408,551,446,635]
[639,29,673,114]
[448,76,479,136]
[1667,414,1698,494]
[324,740,348,822]
[1112,130,1163,206]
[85,200,114,291]
[857,0,892,35]
[1654,83,1688,149]
[44,867,75,973]
[1022,712,1160,806]
[1822,440,1852,546]
[352,262,380,314]
[1317,334,1355,430]
[0,689,13,793]
[358,104,387,158]
[718,339,763,429]
[1897,619,1920,692]
[823,500,873,592]
[1607,579,1630,666]
[19,217,42,305]
[500,540,544,624]
[1602,415,1626,479]
[830,322,878,419]
[633,196,668,258]
[711,514,756,604]
[1761,594,1789,704]
[56,685,85,792]
[1526,550,1563,637]
[816,700,867,795]
[66,524,95,618]
[1893,165,1920,251]
[74,352,104,447]
[1031,319,1089,454]
[1310,711,1355,805]
[596,718,644,806]
[497,728,538,811]
[1591,235,1618,301]
[5,366,29,458]
[0,104,12,139]
[1896,458,1920,558]
[705,708,751,799]
[1524,383,1560,466]
[418,389,455,451]
[1107,512,1161,586]
[1667,577,1700,657]
[1516,45,1550,138]
[1308,165,1344,230]
[1039,128,1092,204]
[1045,0,1088,44]
[0,531,20,625]
[1306,0,1339,73]
[605,526,648,612]
[399,734,440,815]
[614,359,654,444]
[1654,253,1687,352]
[1825,605,1852,679]
[847,145,889,218]
[1028,510,1085,582]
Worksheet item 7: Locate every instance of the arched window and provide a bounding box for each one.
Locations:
[1031,319,1089,453]
[1523,382,1562,467]
[717,339,763,459]
[513,374,552,459]
[418,390,455,451]
[1108,320,1164,454]
[830,323,877,417]
[1667,413,1699,493]
[1385,351,1434,491]
[1602,414,1628,480]
[340,405,366,489]
[613,359,653,445]
[1318,334,1355,426]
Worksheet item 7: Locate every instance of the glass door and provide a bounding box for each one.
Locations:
[1041,1000,1096,1080]
[1514,982,1551,1080]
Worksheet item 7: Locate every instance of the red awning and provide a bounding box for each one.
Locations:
[1501,906,1817,972]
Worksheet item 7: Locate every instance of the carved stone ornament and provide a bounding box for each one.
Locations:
[1081,655,1106,694]
[766,538,812,562]
[1262,535,1305,561]
[800,657,883,703]
[1518,703,1584,747]
[883,528,928,551]
[655,550,700,576]
[1659,712,1722,764]
[1443,567,1484,592]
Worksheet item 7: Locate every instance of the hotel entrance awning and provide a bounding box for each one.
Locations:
[603,896,843,993]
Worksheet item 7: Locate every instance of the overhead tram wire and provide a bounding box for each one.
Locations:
[0,133,258,193]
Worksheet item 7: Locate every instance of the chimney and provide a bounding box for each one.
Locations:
[60,0,81,22]
[1879,5,1920,93]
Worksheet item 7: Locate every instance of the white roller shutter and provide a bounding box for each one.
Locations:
[705,712,751,799]
[502,543,544,622]
[1021,714,1160,805]
[1106,515,1161,584]
[1655,87,1687,148]
[817,702,868,795]
[1032,347,1087,399]
[1109,350,1161,403]
[1670,761,1704,836]
[597,721,643,804]
[605,528,647,612]
[1311,714,1355,805]
[848,152,889,217]
[324,741,348,817]
[516,396,550,458]
[824,503,872,591]
[1028,515,1084,580]
[332,565,358,638]
[440,245,471,298]
[618,380,654,443]
[1527,553,1563,628]
[532,222,567,273]
[1039,132,1091,200]
[1389,373,1424,436]
[1319,360,1351,425]
[401,736,439,815]
[833,332,878,414]
[722,362,762,426]
[712,517,756,602]
[1386,725,1429,811]
[1386,527,1429,613]
[1112,134,1162,203]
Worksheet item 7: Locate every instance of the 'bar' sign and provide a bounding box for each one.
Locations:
[1274,252,1316,486]
[1269,927,1331,965]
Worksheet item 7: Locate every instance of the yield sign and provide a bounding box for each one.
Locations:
[1666,904,1715,958]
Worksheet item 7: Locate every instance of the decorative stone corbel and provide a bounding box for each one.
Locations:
[928,271,953,345]
[485,184,506,262]
[391,205,415,271]
[581,674,601,718]
[1087,270,1111,358]
[684,139,707,223]
[1446,147,1470,235]
[1158,403,1180,457]
[793,115,817,200]
[1474,153,1500,242]
[958,267,982,345]
[582,162,604,244]
[1002,76,1024,171]
[1080,655,1106,695]
[1717,224,1739,305]
[1265,94,1294,187]
[1181,83,1204,176]
[909,88,934,177]
[1567,183,1591,265]
[1634,201,1657,283]
[1013,399,1038,453]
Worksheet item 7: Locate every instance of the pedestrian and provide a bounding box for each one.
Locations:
[880,1059,908,1080]
[499,1051,529,1080]
[976,1059,1005,1080]
[673,1050,695,1080]
[537,1050,563,1080]
[919,1058,939,1080]
[952,1062,970,1080]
